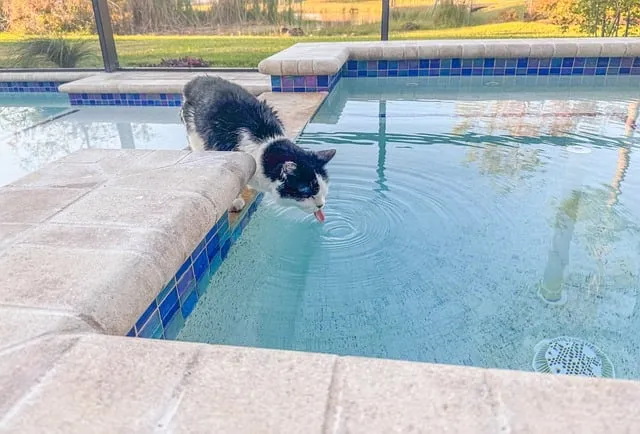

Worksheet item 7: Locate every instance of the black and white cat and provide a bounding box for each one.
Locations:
[180,76,336,222]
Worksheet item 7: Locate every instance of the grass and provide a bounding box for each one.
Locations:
[0,22,627,68]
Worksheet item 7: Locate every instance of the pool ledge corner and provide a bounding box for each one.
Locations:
[0,148,255,338]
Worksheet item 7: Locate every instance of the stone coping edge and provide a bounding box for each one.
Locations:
[57,71,271,95]
[0,149,256,335]
[3,334,640,433]
[0,71,98,83]
[258,38,640,76]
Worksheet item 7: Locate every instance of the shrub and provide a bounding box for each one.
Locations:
[401,22,420,31]
[2,0,95,33]
[12,38,95,68]
[150,57,211,67]
[432,0,472,28]
[498,8,521,23]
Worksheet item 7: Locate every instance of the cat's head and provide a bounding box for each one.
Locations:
[262,138,336,215]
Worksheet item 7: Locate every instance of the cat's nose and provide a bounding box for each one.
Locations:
[316,202,324,209]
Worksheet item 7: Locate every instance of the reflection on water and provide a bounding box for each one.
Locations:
[179,76,640,380]
[0,103,187,186]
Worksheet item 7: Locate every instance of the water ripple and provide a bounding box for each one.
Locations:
[298,131,639,150]
[261,160,515,285]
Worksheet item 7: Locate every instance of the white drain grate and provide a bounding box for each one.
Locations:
[533,336,614,378]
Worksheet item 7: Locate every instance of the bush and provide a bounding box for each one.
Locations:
[2,0,95,33]
[432,0,472,28]
[12,38,95,68]
[531,0,577,26]
[498,9,521,23]
[149,57,211,67]
[401,22,420,31]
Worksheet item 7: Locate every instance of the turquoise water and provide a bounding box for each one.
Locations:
[0,93,187,186]
[178,76,640,380]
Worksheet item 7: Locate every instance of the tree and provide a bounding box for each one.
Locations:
[532,0,578,29]
[532,0,640,36]
[574,0,640,37]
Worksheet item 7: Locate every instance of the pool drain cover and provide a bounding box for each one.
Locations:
[533,337,614,378]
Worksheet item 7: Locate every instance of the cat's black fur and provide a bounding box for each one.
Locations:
[181,76,284,151]
[181,76,336,213]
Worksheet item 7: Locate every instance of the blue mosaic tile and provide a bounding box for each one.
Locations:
[164,310,185,340]
[175,259,191,282]
[181,286,199,319]
[196,266,213,296]
[192,250,209,282]
[128,193,264,340]
[221,238,232,260]
[151,326,165,339]
[159,289,179,324]
[271,71,341,92]
[177,269,196,302]
[157,279,175,305]
[211,249,225,270]
[0,81,62,93]
[138,310,161,338]
[206,233,221,262]
[69,92,182,106]
[192,239,206,257]
[135,301,157,332]
[266,56,640,84]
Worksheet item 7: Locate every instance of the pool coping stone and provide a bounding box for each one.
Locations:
[0,149,256,336]
[2,334,640,433]
[58,71,271,95]
[0,71,98,83]
[258,38,640,76]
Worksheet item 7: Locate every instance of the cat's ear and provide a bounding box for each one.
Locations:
[315,149,336,166]
[281,161,297,177]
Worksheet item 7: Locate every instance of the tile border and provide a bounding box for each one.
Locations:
[341,56,640,78]
[269,55,640,92]
[0,81,62,93]
[68,92,182,106]
[270,71,341,93]
[127,193,263,340]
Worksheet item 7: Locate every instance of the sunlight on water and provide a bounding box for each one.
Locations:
[179,77,640,380]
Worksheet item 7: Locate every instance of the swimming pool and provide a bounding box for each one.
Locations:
[0,94,187,186]
[178,76,640,380]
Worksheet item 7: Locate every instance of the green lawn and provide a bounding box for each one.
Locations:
[0,23,608,68]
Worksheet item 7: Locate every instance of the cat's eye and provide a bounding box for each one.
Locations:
[298,185,312,194]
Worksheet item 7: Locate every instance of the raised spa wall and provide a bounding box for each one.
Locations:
[2,39,640,432]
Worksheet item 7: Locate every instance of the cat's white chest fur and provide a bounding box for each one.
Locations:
[237,132,279,193]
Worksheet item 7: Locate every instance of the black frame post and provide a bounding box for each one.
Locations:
[92,0,119,72]
[381,0,390,41]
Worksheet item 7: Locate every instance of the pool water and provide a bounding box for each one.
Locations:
[179,76,640,380]
[0,94,187,186]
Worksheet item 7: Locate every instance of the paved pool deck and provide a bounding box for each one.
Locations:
[1,67,640,433]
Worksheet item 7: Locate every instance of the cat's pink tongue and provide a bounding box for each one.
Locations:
[314,209,325,223]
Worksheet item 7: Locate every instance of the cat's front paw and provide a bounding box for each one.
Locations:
[231,197,246,212]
